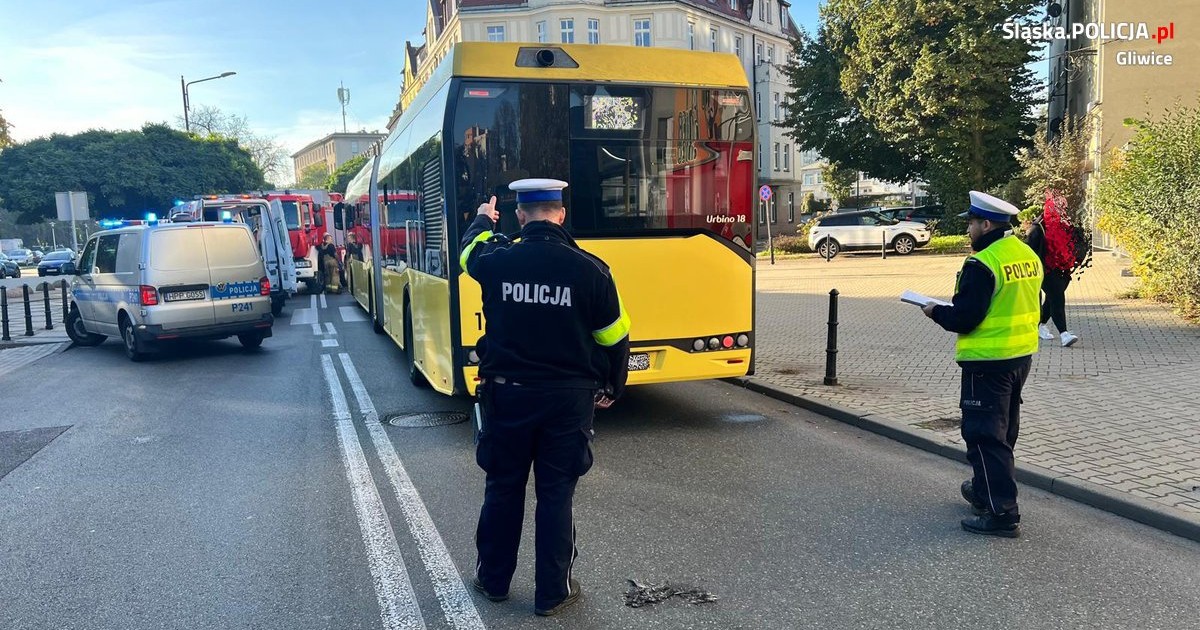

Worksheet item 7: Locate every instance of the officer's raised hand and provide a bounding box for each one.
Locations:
[477,195,499,223]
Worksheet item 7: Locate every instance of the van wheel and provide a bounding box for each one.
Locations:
[404,305,428,388]
[238,332,265,349]
[816,238,840,259]
[271,296,284,317]
[66,306,106,346]
[892,234,917,255]
[120,315,146,362]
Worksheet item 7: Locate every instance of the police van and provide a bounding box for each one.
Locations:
[63,220,275,361]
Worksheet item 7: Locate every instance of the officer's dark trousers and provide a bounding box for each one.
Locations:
[960,358,1032,520]
[474,382,595,610]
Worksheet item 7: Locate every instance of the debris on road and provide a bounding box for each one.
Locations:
[624,579,718,608]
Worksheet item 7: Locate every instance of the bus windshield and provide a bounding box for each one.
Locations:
[452,81,755,250]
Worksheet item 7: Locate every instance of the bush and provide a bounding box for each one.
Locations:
[1095,105,1200,320]
[770,235,808,254]
[925,235,970,254]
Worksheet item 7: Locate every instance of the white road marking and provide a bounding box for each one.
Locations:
[326,322,337,336]
[310,294,318,313]
[321,355,427,630]
[340,306,368,322]
[339,353,486,630]
[290,308,316,325]
[320,293,328,309]
[312,323,322,336]
[322,339,339,347]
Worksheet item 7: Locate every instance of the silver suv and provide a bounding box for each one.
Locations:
[63,221,274,361]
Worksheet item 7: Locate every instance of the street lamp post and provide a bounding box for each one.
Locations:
[181,71,237,133]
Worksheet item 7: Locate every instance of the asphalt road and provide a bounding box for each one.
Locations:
[1,292,1197,630]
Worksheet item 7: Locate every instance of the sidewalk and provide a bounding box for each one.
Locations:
[749,250,1200,537]
[1,282,72,376]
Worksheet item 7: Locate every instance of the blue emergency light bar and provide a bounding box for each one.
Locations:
[221,211,233,223]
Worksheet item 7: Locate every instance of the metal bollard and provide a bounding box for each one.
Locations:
[22,285,35,336]
[1,291,10,342]
[60,280,69,323]
[40,282,53,330]
[882,231,887,260]
[824,288,839,386]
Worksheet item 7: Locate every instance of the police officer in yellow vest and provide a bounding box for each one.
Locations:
[460,178,630,615]
[923,191,1042,538]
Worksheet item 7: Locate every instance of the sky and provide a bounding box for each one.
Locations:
[0,0,823,162]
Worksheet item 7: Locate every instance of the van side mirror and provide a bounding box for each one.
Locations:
[62,262,78,275]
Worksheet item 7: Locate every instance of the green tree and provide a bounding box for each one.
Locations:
[0,110,12,150]
[782,0,1040,213]
[0,124,265,223]
[1096,105,1200,319]
[780,26,922,183]
[298,162,330,188]
[821,162,857,206]
[1018,118,1092,225]
[179,105,289,185]
[327,153,369,193]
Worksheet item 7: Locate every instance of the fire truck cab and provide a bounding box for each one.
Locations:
[260,191,324,293]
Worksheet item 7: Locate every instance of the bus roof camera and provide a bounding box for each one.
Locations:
[536,49,555,67]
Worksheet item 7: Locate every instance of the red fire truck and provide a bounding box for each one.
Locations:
[339,191,420,264]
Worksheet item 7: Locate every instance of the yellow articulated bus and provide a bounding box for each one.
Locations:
[341,42,756,396]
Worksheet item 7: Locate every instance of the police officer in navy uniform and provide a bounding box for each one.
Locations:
[460,178,630,615]
[922,191,1043,538]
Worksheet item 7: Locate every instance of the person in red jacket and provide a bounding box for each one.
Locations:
[1024,197,1080,347]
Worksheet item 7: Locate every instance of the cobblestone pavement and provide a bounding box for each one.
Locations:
[1,284,71,376]
[753,249,1200,517]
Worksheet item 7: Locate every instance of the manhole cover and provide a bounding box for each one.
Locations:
[384,411,469,428]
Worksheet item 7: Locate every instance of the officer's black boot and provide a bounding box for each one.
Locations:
[961,512,1021,538]
[960,479,988,515]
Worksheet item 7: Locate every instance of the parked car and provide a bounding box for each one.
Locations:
[32,250,45,264]
[37,250,76,276]
[64,221,274,361]
[3,248,35,266]
[807,210,932,259]
[0,252,20,278]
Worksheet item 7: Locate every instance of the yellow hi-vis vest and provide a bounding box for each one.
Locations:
[955,235,1043,362]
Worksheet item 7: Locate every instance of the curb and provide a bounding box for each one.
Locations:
[727,377,1200,543]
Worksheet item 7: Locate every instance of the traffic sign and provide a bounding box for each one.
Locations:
[759,185,772,201]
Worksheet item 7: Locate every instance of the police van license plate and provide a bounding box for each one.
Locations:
[627,353,650,371]
[163,290,206,302]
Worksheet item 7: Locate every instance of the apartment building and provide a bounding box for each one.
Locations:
[291,131,387,183]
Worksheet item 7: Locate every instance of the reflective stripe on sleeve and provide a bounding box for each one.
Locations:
[459,230,495,273]
[592,294,631,347]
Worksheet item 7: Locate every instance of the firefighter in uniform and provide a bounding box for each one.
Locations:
[922,191,1042,538]
[460,178,630,615]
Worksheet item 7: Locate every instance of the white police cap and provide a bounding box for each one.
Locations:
[959,191,1019,223]
[509,178,569,204]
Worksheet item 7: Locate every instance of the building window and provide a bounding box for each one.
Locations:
[788,192,795,222]
[561,18,574,43]
[588,18,599,44]
[770,194,778,223]
[783,144,790,171]
[773,143,780,171]
[773,92,780,122]
[767,45,775,65]
[756,42,763,64]
[537,21,546,43]
[710,27,718,52]
[780,5,787,28]
[688,22,695,49]
[729,0,737,9]
[734,34,743,60]
[351,141,359,153]
[487,25,505,42]
[634,18,651,47]
[755,91,761,121]
[758,0,764,21]
[766,0,773,24]
[803,172,816,186]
